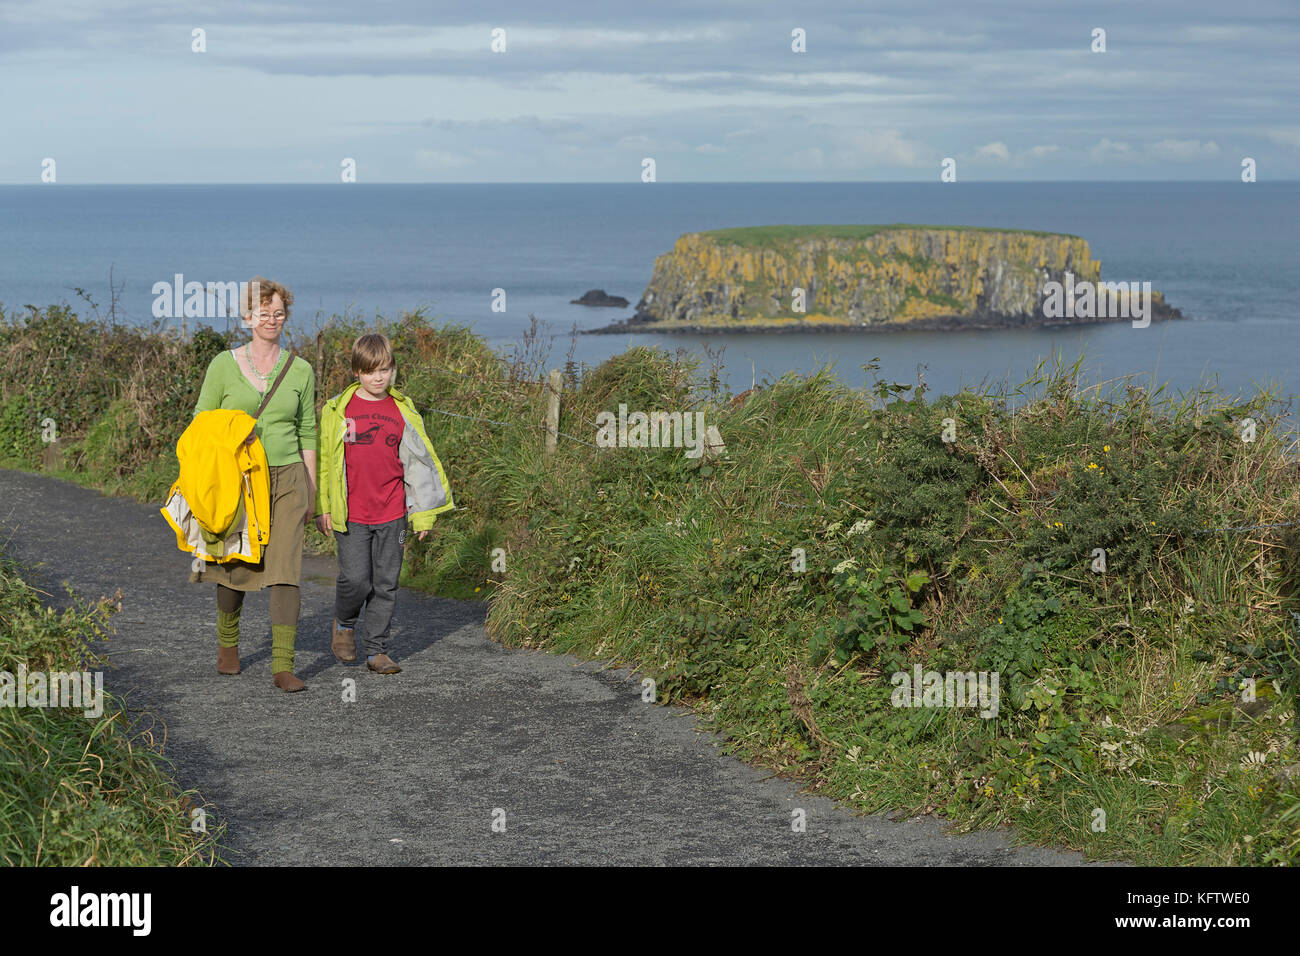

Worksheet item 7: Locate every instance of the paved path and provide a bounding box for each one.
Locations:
[0,468,1094,865]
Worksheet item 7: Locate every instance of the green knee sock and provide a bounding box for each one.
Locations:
[217,609,241,648]
[271,624,297,674]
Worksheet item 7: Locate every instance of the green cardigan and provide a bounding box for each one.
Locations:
[194,350,318,466]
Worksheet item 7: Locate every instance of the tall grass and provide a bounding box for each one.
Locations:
[0,556,223,865]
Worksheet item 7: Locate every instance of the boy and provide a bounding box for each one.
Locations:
[314,333,454,673]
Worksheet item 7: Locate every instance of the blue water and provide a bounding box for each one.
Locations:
[1,182,1297,404]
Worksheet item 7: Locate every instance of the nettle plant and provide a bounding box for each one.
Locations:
[810,562,929,670]
[978,564,1063,708]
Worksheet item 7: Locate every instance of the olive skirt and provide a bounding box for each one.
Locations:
[192,461,309,590]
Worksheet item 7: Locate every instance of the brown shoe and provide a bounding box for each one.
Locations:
[217,645,240,675]
[273,671,307,692]
[332,620,357,662]
[367,653,401,675]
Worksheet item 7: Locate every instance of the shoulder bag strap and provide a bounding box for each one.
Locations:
[253,349,298,420]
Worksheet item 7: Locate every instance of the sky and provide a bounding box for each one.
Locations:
[2,0,1298,183]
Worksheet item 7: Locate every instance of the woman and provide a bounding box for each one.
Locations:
[193,277,317,692]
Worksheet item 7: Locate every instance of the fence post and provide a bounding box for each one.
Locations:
[41,438,63,472]
[544,368,562,459]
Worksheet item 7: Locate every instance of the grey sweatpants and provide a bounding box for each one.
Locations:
[334,517,405,656]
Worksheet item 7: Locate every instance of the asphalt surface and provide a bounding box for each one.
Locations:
[0,467,1095,865]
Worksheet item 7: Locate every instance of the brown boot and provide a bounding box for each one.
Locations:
[366,653,401,675]
[331,620,357,662]
[273,671,306,692]
[217,645,240,675]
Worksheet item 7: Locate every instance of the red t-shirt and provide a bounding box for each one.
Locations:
[343,392,407,524]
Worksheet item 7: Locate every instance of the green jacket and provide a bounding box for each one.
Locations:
[315,383,454,533]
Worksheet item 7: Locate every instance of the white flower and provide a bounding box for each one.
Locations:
[848,519,875,536]
[832,558,858,573]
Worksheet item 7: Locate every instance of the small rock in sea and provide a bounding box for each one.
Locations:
[570,289,629,307]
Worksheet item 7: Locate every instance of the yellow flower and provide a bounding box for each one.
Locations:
[474,586,481,592]
[1087,462,1098,469]
[1103,445,1110,452]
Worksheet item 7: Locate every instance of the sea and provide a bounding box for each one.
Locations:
[1,181,1297,412]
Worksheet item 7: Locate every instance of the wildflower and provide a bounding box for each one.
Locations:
[1087,462,1099,470]
[848,519,874,536]
[1103,445,1110,452]
[832,558,859,574]
[474,586,481,592]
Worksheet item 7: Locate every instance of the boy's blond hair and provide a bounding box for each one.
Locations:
[352,332,395,376]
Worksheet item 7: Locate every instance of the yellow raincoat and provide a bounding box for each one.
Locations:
[160,409,271,564]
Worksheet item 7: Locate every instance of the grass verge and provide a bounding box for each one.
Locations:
[0,553,224,865]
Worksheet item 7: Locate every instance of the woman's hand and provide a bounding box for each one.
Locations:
[301,451,318,526]
[315,514,332,535]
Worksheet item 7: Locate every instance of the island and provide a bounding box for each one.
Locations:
[584,224,1183,334]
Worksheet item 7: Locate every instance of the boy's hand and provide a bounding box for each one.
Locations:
[315,514,332,535]
[417,530,429,542]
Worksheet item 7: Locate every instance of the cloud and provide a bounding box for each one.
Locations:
[1265,128,1300,150]
[968,142,1059,167]
[1088,138,1134,162]
[616,134,654,149]
[788,147,825,170]
[834,128,926,168]
[782,126,927,172]
[851,26,988,49]
[1148,138,1220,161]
[973,141,1010,162]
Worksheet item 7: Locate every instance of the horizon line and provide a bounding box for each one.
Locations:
[0,178,1294,187]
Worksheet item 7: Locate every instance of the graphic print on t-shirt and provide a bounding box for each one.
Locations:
[343,393,407,524]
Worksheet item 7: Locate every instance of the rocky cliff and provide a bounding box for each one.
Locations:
[611,225,1180,332]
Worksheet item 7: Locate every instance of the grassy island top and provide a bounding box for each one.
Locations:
[696,223,1085,248]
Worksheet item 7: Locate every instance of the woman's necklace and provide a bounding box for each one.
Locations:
[245,342,282,391]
